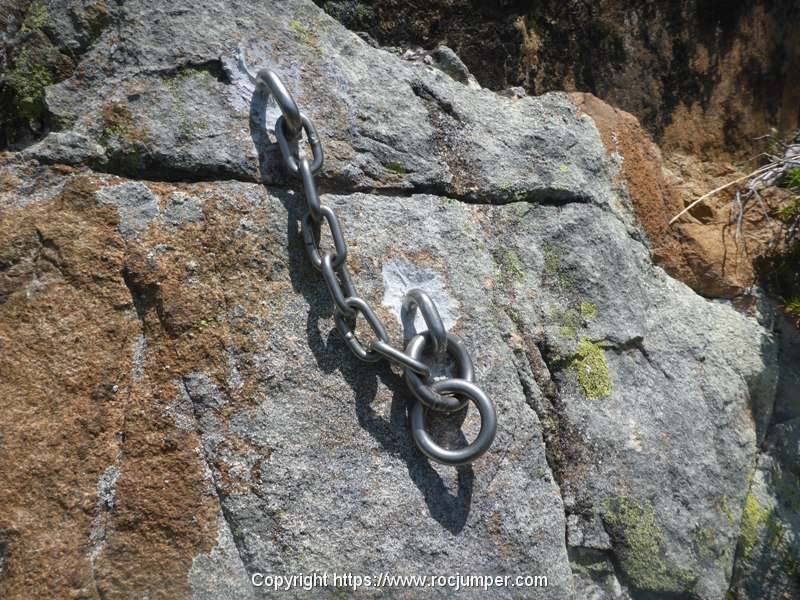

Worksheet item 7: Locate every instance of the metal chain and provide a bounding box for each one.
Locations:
[257,70,497,465]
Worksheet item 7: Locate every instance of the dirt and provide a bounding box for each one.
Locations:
[572,92,795,299]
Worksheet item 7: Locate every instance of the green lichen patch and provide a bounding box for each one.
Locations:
[498,248,526,284]
[736,485,800,582]
[766,516,800,580]
[543,241,561,278]
[604,496,696,592]
[163,70,211,140]
[580,300,598,319]
[692,525,718,559]
[382,160,408,174]
[100,102,150,145]
[2,2,78,139]
[290,18,322,53]
[557,307,580,338]
[569,338,611,399]
[542,240,576,290]
[99,102,152,173]
[547,298,598,339]
[721,496,736,524]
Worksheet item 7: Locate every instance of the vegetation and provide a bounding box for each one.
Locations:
[383,160,409,174]
[569,338,611,399]
[703,130,800,323]
[604,496,696,591]
[20,1,48,33]
[785,297,800,322]
[7,47,53,120]
[497,248,526,284]
[739,491,770,559]
[320,1,375,28]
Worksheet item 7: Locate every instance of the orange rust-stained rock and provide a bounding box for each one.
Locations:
[0,171,272,598]
[570,93,698,285]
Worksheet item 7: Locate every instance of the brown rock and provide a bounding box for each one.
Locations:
[0,171,260,598]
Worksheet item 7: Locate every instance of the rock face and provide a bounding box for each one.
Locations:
[0,1,795,599]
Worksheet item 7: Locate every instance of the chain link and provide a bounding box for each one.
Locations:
[302,206,347,270]
[259,71,497,465]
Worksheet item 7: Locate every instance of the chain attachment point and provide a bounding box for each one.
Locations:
[404,331,472,413]
[402,289,448,355]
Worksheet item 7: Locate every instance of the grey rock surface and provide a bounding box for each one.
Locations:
[95,181,159,238]
[0,0,794,599]
[44,0,615,205]
[23,131,106,166]
[430,46,481,89]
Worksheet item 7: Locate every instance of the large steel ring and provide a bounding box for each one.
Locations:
[402,289,447,355]
[410,378,497,466]
[404,331,472,413]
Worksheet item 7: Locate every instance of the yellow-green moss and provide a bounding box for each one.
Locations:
[20,1,48,33]
[570,338,611,399]
[7,46,53,120]
[580,300,598,319]
[604,497,696,592]
[739,491,770,559]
